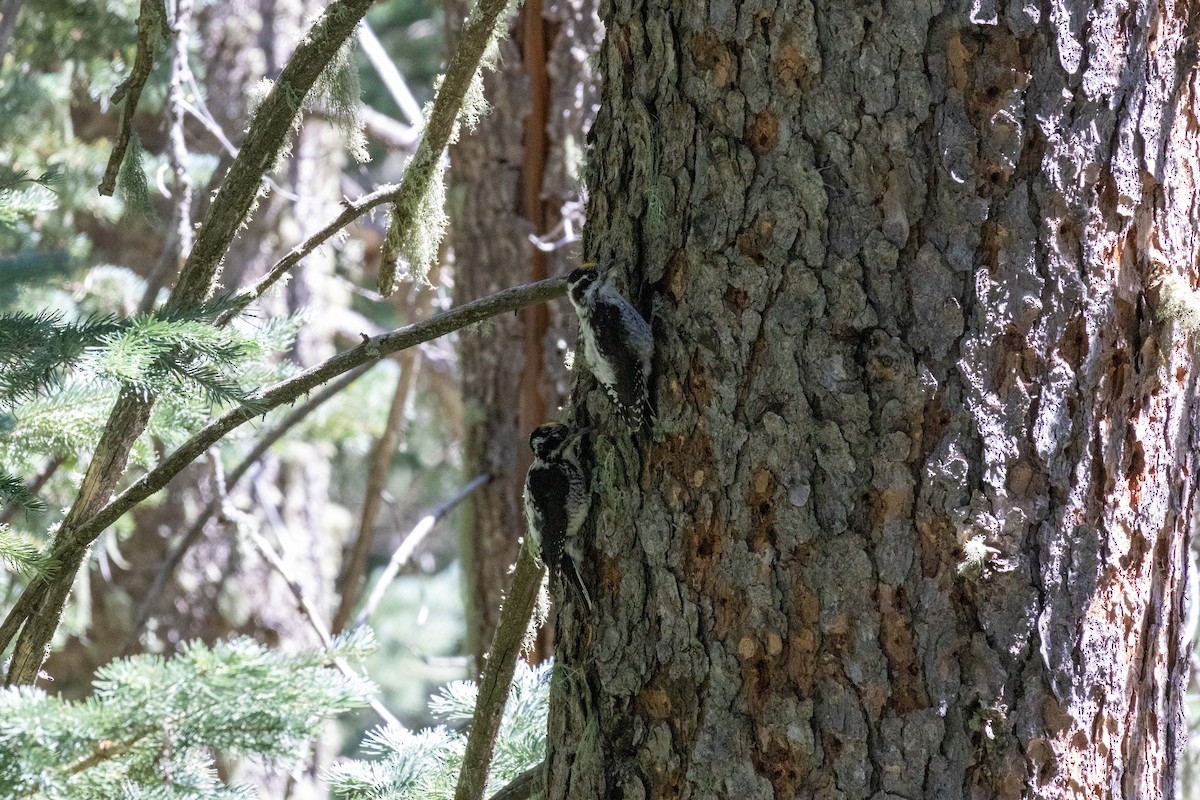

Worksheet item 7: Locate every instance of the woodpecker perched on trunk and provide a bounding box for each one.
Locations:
[566,264,654,427]
[523,423,593,611]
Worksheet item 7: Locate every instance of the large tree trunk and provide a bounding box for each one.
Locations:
[448,0,601,664]
[548,2,1199,798]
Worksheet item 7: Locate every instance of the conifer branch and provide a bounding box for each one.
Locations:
[98,0,168,196]
[489,762,543,800]
[66,277,566,553]
[2,0,383,686]
[65,730,150,775]
[0,473,46,517]
[0,312,123,408]
[0,523,54,579]
[169,0,378,302]
[2,637,369,792]
[123,365,371,652]
[454,544,546,800]
[5,543,88,683]
[0,569,44,655]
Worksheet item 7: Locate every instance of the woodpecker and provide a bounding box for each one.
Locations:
[566,264,654,427]
[524,422,593,611]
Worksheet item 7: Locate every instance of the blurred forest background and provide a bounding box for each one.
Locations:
[2,0,1200,797]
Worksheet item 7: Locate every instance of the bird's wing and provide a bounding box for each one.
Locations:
[590,300,650,418]
[525,462,571,570]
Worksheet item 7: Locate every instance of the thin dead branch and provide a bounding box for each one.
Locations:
[67,277,567,554]
[241,494,399,728]
[353,473,492,630]
[332,353,422,633]
[99,0,168,196]
[122,364,371,653]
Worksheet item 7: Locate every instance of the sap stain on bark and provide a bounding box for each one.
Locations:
[689,29,734,88]
[746,111,780,156]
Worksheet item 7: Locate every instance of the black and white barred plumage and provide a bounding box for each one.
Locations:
[566,265,654,427]
[524,423,592,611]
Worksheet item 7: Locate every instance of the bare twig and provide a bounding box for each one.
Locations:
[138,230,178,313]
[488,762,543,800]
[122,364,372,652]
[138,0,196,312]
[167,0,194,256]
[241,502,399,728]
[353,473,492,629]
[206,0,516,319]
[361,105,420,150]
[175,96,299,202]
[529,199,586,252]
[137,0,195,310]
[216,181,405,326]
[454,545,546,800]
[332,353,422,633]
[65,277,567,554]
[170,0,377,301]
[99,0,168,196]
[358,21,425,128]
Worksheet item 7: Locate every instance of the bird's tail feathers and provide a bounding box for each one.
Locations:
[560,559,593,612]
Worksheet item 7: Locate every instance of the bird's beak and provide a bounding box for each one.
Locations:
[565,426,593,442]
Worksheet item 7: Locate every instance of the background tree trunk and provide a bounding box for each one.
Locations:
[447,0,601,664]
[548,2,1200,798]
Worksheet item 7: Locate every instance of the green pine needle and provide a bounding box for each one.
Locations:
[0,523,54,579]
[327,660,550,800]
[0,472,46,514]
[0,311,123,408]
[0,636,372,798]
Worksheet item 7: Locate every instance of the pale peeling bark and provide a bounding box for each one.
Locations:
[548,1,1200,798]
[449,0,601,662]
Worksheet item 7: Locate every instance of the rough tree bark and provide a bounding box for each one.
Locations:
[447,0,601,663]
[548,2,1199,798]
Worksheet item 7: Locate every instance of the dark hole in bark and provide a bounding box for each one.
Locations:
[757,12,772,38]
